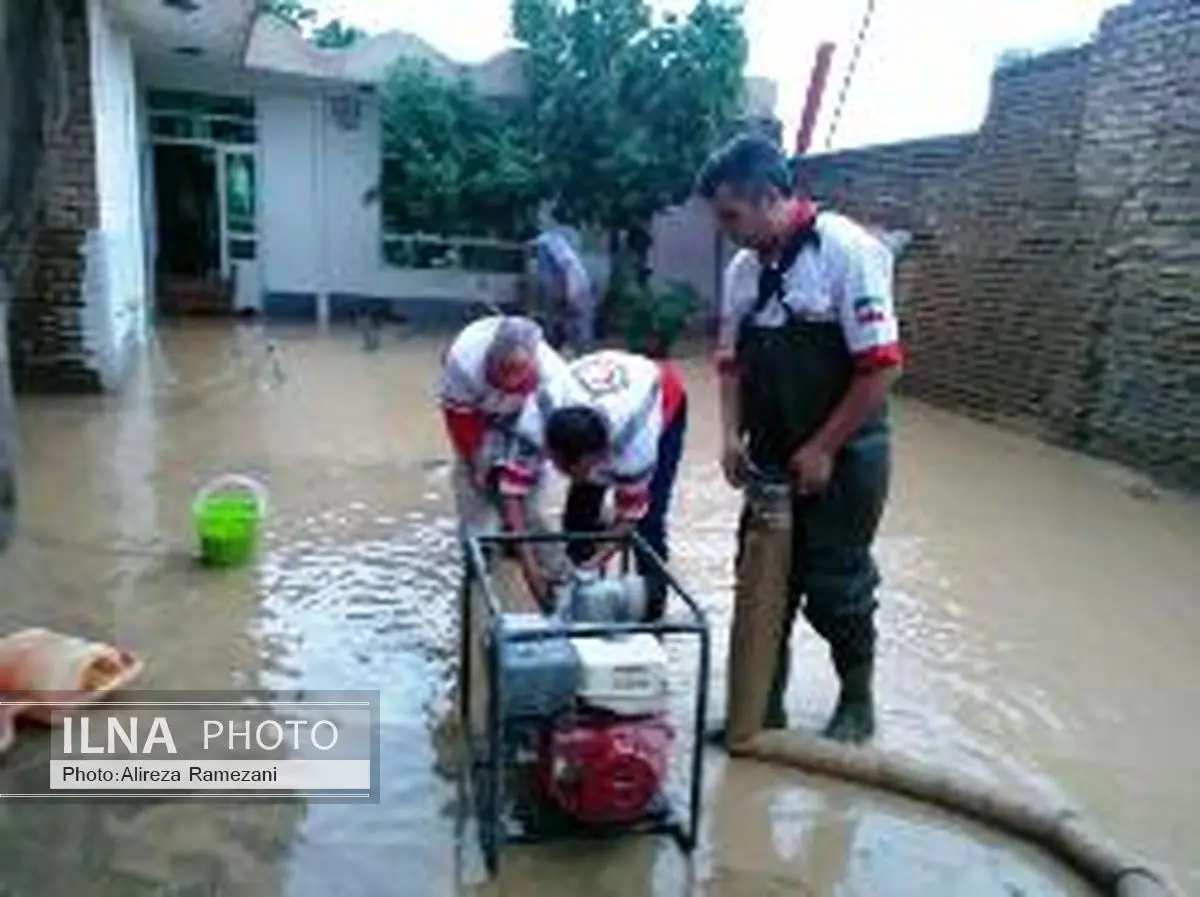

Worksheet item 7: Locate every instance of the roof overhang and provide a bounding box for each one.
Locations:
[243,13,525,95]
[106,0,259,67]
[105,0,774,116]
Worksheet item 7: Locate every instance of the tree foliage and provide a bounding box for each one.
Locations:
[312,19,368,49]
[377,60,541,239]
[510,0,749,235]
[258,0,317,29]
[259,2,366,48]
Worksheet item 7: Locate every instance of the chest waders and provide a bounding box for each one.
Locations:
[727,226,891,746]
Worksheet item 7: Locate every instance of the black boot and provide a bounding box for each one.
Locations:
[822,660,875,743]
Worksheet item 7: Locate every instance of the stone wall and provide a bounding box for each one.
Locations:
[798,134,975,232]
[0,0,64,549]
[1065,0,1199,488]
[5,0,105,393]
[795,0,1199,490]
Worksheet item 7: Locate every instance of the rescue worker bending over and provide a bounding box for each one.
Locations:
[497,350,688,618]
[697,134,902,743]
[437,315,570,539]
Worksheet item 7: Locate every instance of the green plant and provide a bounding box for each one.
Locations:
[259,0,317,28]
[312,18,367,48]
[377,59,541,240]
[604,276,698,357]
[511,0,749,267]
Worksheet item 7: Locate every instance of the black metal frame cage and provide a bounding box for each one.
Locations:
[456,529,712,875]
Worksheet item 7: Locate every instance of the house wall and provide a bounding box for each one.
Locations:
[258,90,322,297]
[6,0,147,393]
[141,61,519,323]
[648,197,722,314]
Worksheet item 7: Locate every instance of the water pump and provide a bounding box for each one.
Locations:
[505,570,674,825]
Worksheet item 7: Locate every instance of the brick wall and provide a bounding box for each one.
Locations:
[1065,0,1200,488]
[795,0,1199,490]
[6,0,105,393]
[798,134,975,232]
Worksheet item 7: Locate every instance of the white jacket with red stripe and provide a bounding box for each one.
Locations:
[436,316,570,470]
[498,350,685,521]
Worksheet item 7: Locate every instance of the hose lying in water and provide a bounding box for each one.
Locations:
[726,497,1181,897]
[731,732,1177,897]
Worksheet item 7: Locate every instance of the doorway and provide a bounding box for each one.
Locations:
[154,143,219,280]
[147,89,259,316]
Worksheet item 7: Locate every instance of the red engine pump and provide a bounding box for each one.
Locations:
[536,714,674,825]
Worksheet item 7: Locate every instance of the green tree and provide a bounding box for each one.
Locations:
[377,59,541,240]
[258,0,317,29]
[260,2,367,48]
[312,18,368,49]
[511,0,748,270]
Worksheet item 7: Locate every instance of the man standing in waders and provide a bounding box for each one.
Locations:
[697,135,902,743]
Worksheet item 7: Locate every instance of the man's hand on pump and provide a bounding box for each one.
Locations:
[577,527,628,575]
[720,435,748,489]
[500,495,550,609]
[789,440,834,496]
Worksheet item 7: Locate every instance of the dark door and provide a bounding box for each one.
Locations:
[153,143,220,278]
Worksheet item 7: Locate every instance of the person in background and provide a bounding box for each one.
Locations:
[534,227,596,356]
[497,349,688,617]
[697,134,903,744]
[438,315,570,538]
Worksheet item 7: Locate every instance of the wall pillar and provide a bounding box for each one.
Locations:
[8,0,104,393]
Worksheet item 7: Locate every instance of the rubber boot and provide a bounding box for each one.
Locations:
[822,660,875,744]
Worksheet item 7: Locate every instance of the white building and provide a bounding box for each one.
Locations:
[9,0,777,390]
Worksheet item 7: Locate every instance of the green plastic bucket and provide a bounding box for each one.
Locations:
[192,474,267,568]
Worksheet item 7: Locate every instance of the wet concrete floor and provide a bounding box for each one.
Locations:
[0,320,1197,897]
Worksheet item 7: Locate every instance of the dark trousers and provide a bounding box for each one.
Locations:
[563,397,688,621]
[736,435,890,708]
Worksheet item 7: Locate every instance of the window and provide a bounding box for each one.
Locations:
[380,233,527,274]
[148,89,256,144]
[148,89,254,119]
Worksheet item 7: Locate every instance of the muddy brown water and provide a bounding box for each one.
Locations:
[0,321,1197,897]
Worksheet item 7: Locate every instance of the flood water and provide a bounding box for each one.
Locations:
[0,320,1197,897]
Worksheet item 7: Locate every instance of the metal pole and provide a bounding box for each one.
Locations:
[687,618,711,849]
[795,42,837,156]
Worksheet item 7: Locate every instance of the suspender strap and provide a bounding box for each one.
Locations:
[753,224,821,316]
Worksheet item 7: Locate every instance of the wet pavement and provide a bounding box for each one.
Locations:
[0,320,1197,896]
